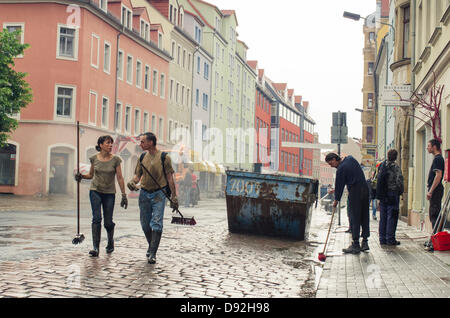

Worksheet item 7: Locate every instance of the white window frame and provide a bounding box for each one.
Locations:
[177,45,181,65]
[169,78,174,101]
[114,101,123,132]
[158,117,164,140]
[54,84,77,122]
[117,49,124,80]
[90,33,100,69]
[121,5,132,30]
[158,32,163,49]
[151,114,156,134]
[168,119,173,143]
[152,69,159,96]
[136,59,142,88]
[101,96,109,129]
[103,41,111,74]
[99,0,108,12]
[143,111,149,132]
[125,105,132,134]
[144,65,150,92]
[181,85,185,106]
[176,82,180,104]
[56,24,79,61]
[88,90,98,126]
[4,23,25,57]
[160,73,165,99]
[126,54,133,85]
[134,107,141,135]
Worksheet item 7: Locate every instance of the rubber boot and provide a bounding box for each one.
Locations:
[144,230,152,258]
[148,231,162,264]
[361,239,370,251]
[105,226,115,254]
[89,223,101,257]
[342,241,361,254]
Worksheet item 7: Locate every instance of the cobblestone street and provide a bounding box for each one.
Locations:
[0,196,325,298]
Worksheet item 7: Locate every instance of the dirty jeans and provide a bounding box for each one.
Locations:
[379,191,400,244]
[89,190,115,230]
[348,182,370,242]
[139,189,166,233]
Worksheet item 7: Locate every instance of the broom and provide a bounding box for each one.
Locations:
[72,121,85,244]
[138,157,196,226]
[318,205,336,262]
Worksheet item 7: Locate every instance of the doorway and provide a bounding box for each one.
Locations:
[49,153,68,194]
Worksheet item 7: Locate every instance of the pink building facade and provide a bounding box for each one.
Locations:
[0,0,171,195]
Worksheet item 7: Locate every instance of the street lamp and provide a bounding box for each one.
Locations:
[343,11,362,21]
[343,11,395,38]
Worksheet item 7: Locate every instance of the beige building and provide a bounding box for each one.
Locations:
[388,0,414,221]
[410,1,449,231]
[361,13,378,167]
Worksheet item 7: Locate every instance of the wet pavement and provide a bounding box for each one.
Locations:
[0,194,328,298]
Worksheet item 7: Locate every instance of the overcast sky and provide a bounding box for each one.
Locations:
[212,0,376,144]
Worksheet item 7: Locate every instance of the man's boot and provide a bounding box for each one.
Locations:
[342,241,361,254]
[361,239,370,251]
[148,231,162,264]
[89,223,101,257]
[143,230,152,258]
[105,226,115,254]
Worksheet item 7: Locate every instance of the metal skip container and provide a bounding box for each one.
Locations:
[225,171,319,240]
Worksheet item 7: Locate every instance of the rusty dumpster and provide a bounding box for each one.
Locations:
[225,170,319,240]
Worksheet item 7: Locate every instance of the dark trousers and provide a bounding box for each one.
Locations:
[89,190,115,230]
[429,185,444,232]
[379,191,400,244]
[348,183,370,242]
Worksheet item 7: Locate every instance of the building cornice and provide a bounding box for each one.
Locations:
[390,58,411,72]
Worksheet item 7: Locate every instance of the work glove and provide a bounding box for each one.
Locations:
[120,194,128,209]
[170,196,179,212]
[127,180,138,191]
[74,173,83,182]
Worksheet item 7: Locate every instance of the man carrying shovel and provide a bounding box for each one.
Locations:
[127,132,178,264]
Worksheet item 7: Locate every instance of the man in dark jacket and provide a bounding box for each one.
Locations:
[326,153,370,254]
[376,149,404,246]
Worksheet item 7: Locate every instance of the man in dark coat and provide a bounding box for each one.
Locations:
[326,153,370,254]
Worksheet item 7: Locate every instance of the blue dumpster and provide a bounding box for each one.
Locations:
[225,170,319,240]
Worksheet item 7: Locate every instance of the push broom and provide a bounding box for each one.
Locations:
[318,205,336,262]
[72,121,85,244]
[138,158,196,226]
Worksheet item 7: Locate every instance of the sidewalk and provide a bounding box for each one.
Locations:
[315,211,450,298]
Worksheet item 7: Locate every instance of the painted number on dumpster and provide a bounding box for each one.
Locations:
[230,179,257,195]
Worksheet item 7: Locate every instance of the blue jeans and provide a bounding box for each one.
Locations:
[139,189,166,233]
[89,190,115,230]
[379,191,400,244]
[371,199,377,217]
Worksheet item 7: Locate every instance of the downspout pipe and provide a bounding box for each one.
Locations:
[114,27,124,135]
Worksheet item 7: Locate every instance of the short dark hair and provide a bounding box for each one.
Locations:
[428,138,441,150]
[387,149,398,161]
[325,153,341,162]
[141,132,157,146]
[95,135,114,151]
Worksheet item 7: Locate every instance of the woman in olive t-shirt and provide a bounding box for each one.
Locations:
[75,135,127,257]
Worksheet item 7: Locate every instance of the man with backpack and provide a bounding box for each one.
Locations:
[127,132,178,264]
[376,149,404,246]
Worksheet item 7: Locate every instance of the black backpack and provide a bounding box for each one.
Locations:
[139,151,171,197]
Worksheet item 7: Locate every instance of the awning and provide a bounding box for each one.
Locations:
[214,163,225,175]
[204,160,216,173]
[193,161,207,172]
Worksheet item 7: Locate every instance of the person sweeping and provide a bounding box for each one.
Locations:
[75,135,128,257]
[127,132,178,264]
[326,153,370,254]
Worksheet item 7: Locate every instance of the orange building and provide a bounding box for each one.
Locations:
[0,0,171,195]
